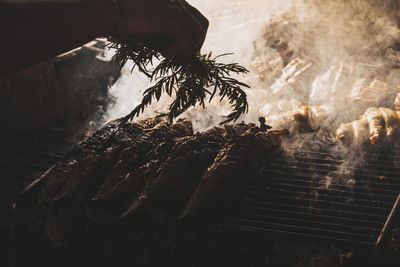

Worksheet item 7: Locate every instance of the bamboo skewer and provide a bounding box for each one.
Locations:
[376,193,400,248]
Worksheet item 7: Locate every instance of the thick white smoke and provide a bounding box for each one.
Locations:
[105,0,293,131]
[105,0,400,137]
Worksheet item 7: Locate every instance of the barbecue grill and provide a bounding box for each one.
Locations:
[208,146,400,248]
[3,139,400,249]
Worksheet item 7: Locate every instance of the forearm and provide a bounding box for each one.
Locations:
[0,0,113,76]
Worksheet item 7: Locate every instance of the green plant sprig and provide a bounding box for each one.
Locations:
[109,38,250,125]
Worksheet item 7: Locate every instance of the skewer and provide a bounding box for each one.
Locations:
[375,193,400,248]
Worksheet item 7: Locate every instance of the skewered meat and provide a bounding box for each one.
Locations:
[350,79,390,104]
[270,58,312,96]
[309,62,343,105]
[395,92,400,110]
[366,108,386,144]
[120,127,227,219]
[16,117,281,259]
[39,118,193,204]
[291,104,330,132]
[250,54,283,82]
[180,131,281,219]
[336,107,400,145]
[94,119,193,199]
[336,120,369,145]
[260,100,330,133]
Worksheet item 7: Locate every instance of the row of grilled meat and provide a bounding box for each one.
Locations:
[260,100,400,146]
[16,118,283,249]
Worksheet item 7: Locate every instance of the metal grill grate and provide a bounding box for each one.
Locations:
[210,149,400,247]
[0,146,61,171]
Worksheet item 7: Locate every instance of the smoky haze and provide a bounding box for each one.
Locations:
[105,0,400,137]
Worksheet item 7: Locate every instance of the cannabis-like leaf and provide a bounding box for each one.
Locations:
[109,38,250,125]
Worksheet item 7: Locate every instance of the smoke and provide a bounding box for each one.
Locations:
[99,0,400,194]
[105,0,400,138]
[251,0,400,149]
[105,0,294,131]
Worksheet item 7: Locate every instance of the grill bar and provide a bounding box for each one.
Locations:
[294,150,400,161]
[246,206,383,227]
[238,213,376,233]
[211,224,375,247]
[212,149,400,247]
[218,217,374,241]
[246,201,384,221]
[258,172,400,194]
[247,190,390,213]
[278,158,400,172]
[253,179,397,203]
[270,164,400,183]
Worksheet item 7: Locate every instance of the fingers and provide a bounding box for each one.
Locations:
[163,0,209,59]
[114,0,209,59]
[182,1,209,33]
[181,1,209,52]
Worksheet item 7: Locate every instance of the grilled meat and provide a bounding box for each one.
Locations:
[395,92,400,110]
[120,127,227,219]
[180,131,281,219]
[94,119,193,198]
[16,117,281,263]
[260,101,330,133]
[270,57,312,96]
[336,120,370,145]
[350,80,389,104]
[336,107,400,145]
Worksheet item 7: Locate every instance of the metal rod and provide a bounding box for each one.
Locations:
[254,178,398,202]
[255,175,400,196]
[220,217,371,239]
[247,206,384,227]
[256,170,400,191]
[252,183,395,206]
[274,161,400,177]
[238,212,376,232]
[270,164,400,183]
[248,190,390,212]
[286,161,400,176]
[295,150,400,161]
[207,223,374,246]
[247,201,384,220]
[376,193,400,248]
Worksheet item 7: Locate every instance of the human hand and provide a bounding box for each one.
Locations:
[115,0,209,59]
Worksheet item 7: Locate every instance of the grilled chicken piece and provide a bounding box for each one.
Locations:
[120,127,227,219]
[270,57,312,95]
[336,120,369,145]
[336,107,400,145]
[32,118,192,205]
[250,54,283,82]
[17,117,281,256]
[350,79,389,104]
[288,104,330,132]
[260,100,330,133]
[180,131,280,219]
[395,92,400,110]
[223,122,255,139]
[37,120,143,203]
[379,107,400,141]
[292,105,316,132]
[364,107,386,144]
[94,119,193,198]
